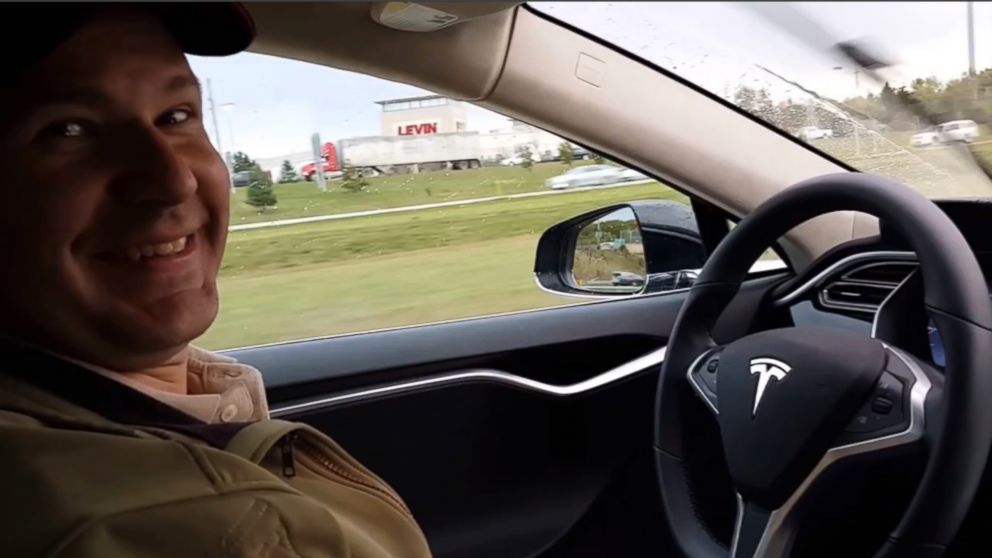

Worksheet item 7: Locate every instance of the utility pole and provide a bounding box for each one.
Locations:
[221,102,236,154]
[207,79,223,157]
[968,1,976,76]
[206,79,234,191]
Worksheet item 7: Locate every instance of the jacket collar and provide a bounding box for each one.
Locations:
[0,341,253,447]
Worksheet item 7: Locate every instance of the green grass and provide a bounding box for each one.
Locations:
[812,135,992,198]
[221,181,682,275]
[199,235,576,349]
[200,180,684,350]
[230,161,599,225]
[573,248,646,285]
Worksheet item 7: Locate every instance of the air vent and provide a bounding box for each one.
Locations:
[842,261,917,286]
[817,260,917,313]
[820,281,896,311]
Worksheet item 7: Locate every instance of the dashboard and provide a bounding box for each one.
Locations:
[775,198,992,369]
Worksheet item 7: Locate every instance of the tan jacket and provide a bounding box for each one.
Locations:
[0,344,432,558]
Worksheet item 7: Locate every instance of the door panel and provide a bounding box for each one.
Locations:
[225,273,785,557]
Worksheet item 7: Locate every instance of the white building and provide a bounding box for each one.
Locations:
[478,120,567,162]
[256,99,574,174]
[377,95,468,136]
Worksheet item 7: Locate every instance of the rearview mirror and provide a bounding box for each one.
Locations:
[534,200,707,297]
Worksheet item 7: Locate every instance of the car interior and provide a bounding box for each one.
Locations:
[215,3,992,557]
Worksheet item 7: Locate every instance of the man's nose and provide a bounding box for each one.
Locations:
[112,127,197,207]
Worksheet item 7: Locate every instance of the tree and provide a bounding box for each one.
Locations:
[733,85,758,113]
[519,146,534,170]
[776,101,808,133]
[733,85,775,124]
[340,167,369,193]
[245,166,277,212]
[558,142,574,167]
[278,160,298,183]
[232,151,256,173]
[910,76,944,104]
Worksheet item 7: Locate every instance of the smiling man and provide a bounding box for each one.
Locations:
[0,4,430,557]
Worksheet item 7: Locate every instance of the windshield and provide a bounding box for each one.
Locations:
[532,1,992,199]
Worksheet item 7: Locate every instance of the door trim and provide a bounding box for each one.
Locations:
[270,345,667,417]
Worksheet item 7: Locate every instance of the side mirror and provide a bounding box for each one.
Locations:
[534,200,707,297]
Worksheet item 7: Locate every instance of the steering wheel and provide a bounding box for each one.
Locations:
[655,173,992,557]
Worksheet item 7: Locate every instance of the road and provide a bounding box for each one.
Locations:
[229,179,654,232]
[910,139,992,150]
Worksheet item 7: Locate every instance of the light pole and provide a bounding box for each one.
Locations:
[221,102,236,153]
[206,79,237,192]
[207,79,223,157]
[219,102,238,194]
[967,1,976,77]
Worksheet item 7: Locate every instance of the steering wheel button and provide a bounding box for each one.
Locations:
[871,396,894,414]
[843,372,907,436]
[846,414,874,433]
[706,358,719,372]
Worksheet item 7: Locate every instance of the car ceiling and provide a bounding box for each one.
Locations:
[244,2,519,101]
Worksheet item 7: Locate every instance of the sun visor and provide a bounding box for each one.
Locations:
[370,2,519,32]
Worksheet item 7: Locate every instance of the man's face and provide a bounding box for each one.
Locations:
[0,10,230,370]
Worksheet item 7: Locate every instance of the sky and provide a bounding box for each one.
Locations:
[188,2,992,161]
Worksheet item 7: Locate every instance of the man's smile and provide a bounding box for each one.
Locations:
[93,231,202,275]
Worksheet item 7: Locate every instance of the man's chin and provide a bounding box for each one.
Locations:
[103,288,219,357]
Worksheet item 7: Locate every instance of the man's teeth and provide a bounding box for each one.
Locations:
[125,237,187,261]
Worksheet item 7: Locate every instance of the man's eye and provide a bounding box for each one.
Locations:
[160,109,193,126]
[41,121,87,138]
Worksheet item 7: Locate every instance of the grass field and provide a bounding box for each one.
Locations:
[230,161,598,225]
[199,236,573,349]
[573,248,646,285]
[199,173,685,350]
[813,134,992,198]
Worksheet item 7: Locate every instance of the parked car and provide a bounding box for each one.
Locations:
[545,145,591,162]
[572,146,592,159]
[910,119,979,147]
[232,170,253,187]
[544,164,645,189]
[610,271,644,286]
[911,126,941,147]
[798,126,834,141]
[500,152,540,166]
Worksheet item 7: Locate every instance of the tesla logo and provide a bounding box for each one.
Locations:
[749,358,791,416]
[397,122,438,135]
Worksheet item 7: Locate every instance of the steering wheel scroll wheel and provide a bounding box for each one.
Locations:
[654,173,992,558]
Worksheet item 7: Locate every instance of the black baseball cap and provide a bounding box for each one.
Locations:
[3,2,255,86]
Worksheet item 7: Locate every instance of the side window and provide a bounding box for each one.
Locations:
[190,52,708,350]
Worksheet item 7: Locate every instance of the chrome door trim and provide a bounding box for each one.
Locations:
[270,345,667,417]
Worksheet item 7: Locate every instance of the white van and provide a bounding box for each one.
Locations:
[911,119,979,147]
[798,126,833,141]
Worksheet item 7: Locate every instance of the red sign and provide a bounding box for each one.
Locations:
[397,122,438,136]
